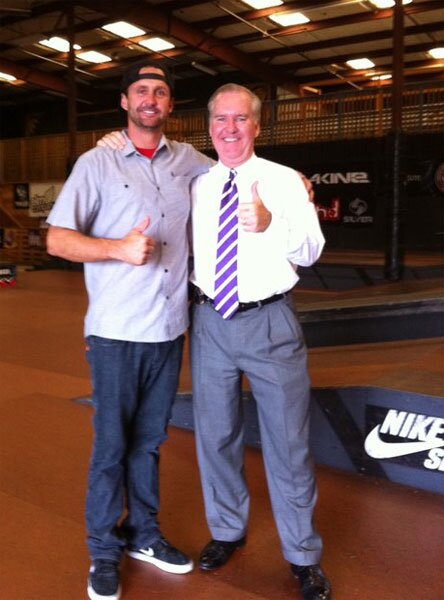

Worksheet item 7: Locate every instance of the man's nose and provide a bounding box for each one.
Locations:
[143,92,157,104]
[225,118,237,131]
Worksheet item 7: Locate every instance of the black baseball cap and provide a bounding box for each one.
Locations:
[120,59,175,95]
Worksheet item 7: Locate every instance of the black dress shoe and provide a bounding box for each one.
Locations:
[199,537,246,571]
[291,564,331,600]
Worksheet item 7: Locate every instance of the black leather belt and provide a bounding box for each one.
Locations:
[194,287,286,313]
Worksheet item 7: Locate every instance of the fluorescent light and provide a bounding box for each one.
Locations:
[0,71,16,82]
[346,58,375,70]
[138,37,175,52]
[429,47,444,59]
[77,50,112,64]
[370,74,392,81]
[369,0,412,8]
[242,1,283,8]
[102,21,146,38]
[269,11,310,26]
[39,36,81,52]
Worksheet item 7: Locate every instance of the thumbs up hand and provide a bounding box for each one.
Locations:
[118,217,155,265]
[238,181,271,233]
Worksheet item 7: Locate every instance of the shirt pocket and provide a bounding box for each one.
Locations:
[159,174,192,225]
[94,178,154,237]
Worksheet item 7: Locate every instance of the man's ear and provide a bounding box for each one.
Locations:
[120,93,128,112]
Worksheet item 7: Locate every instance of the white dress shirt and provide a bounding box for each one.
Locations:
[190,154,325,302]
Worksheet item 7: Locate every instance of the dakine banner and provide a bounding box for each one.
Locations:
[308,166,375,225]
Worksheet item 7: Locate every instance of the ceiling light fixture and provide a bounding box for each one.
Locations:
[269,12,310,27]
[39,36,81,52]
[369,0,412,8]
[0,71,17,82]
[346,58,376,70]
[138,37,175,52]
[102,21,146,38]
[77,50,112,64]
[241,1,283,9]
[429,47,444,59]
[370,74,392,81]
[191,61,218,76]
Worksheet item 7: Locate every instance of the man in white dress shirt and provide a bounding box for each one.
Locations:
[190,83,331,600]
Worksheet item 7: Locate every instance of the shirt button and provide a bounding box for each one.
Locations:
[164,269,168,273]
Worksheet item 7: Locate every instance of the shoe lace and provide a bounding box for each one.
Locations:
[95,560,118,577]
[152,536,172,551]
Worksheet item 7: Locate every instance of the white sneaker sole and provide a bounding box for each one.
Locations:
[87,581,121,600]
[127,550,194,574]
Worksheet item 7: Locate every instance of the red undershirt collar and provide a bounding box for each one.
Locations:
[136,147,156,159]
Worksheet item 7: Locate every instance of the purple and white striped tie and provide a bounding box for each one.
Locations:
[214,169,239,319]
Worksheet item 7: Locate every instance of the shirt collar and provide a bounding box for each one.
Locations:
[121,130,169,158]
[213,153,258,178]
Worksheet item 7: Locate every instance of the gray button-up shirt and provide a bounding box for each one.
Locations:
[47,132,213,342]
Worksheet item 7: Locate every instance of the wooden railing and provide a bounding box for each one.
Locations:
[0,83,442,183]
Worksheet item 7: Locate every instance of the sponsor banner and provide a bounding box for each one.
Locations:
[309,386,444,494]
[365,405,444,472]
[308,167,375,225]
[3,229,17,249]
[404,160,444,197]
[0,263,17,287]
[434,162,444,194]
[13,183,30,209]
[28,182,63,217]
[28,229,43,248]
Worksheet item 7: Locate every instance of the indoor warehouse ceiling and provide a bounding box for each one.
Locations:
[0,0,442,112]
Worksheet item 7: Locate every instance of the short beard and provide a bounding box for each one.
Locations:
[130,112,165,132]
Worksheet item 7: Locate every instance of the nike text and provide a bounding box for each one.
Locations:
[365,409,444,470]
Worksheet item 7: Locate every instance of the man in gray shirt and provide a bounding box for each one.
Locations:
[46,59,212,600]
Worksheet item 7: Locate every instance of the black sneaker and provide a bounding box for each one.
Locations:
[127,537,194,574]
[87,559,121,600]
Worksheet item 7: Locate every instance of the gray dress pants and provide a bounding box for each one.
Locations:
[190,295,323,566]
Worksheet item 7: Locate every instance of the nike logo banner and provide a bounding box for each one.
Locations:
[365,425,444,459]
[365,405,444,472]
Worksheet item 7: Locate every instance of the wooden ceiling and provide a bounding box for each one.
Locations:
[0,0,443,110]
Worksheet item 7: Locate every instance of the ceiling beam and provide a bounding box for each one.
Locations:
[296,58,444,87]
[186,21,443,74]
[75,0,302,93]
[0,0,68,27]
[0,56,99,103]
[195,0,358,31]
[252,21,444,61]
[290,42,438,73]
[222,0,443,46]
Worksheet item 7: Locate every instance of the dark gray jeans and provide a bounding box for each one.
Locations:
[85,334,184,561]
